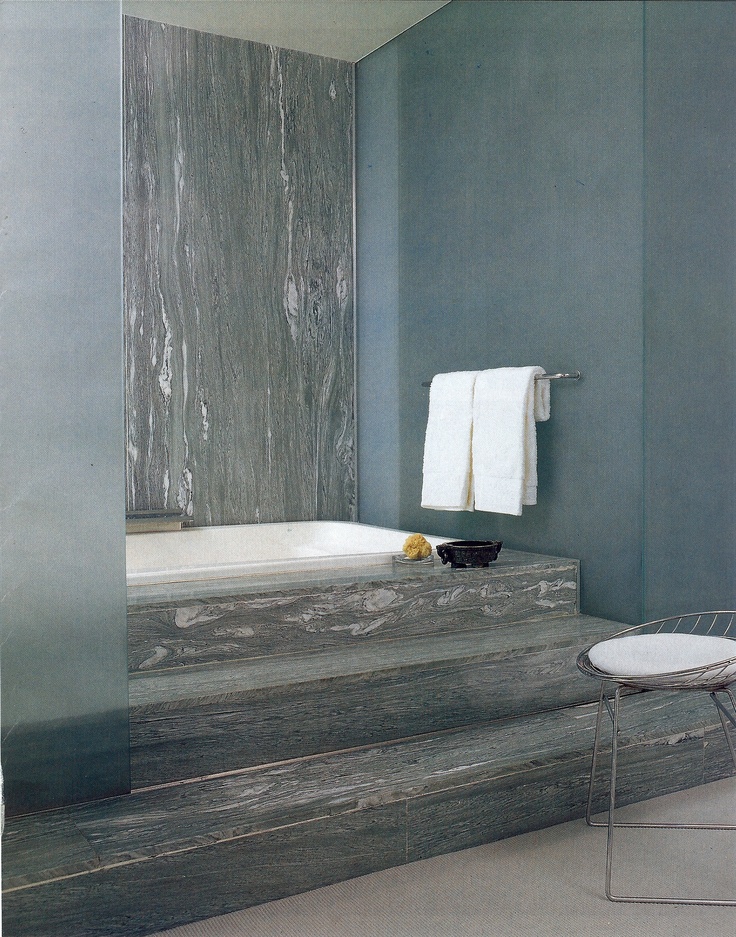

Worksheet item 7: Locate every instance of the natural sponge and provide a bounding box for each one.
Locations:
[402,533,432,560]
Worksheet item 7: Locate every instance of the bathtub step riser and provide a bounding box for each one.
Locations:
[130,640,606,787]
[128,558,579,672]
[5,698,735,937]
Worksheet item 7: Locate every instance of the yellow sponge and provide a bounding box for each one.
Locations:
[402,533,432,560]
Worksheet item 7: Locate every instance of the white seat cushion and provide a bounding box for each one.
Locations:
[588,633,736,677]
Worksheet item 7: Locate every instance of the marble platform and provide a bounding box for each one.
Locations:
[5,550,735,935]
[4,692,734,936]
[128,550,583,785]
[129,611,613,786]
[127,550,580,666]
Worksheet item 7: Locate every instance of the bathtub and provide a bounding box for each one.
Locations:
[126,521,452,590]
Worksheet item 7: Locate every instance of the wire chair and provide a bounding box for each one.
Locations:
[577,611,736,905]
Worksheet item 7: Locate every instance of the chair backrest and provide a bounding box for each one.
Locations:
[612,611,736,641]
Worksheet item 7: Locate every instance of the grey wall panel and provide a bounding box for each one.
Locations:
[0,1,130,815]
[124,18,355,526]
[355,44,401,526]
[362,0,645,622]
[643,1,736,618]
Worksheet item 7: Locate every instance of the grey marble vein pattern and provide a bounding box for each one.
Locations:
[127,617,612,786]
[128,559,579,671]
[2,805,406,937]
[407,733,709,861]
[1,814,101,888]
[129,613,607,708]
[95,696,729,856]
[4,690,733,937]
[123,16,354,526]
[4,690,728,890]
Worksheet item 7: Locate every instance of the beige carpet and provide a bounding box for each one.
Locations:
[151,777,736,937]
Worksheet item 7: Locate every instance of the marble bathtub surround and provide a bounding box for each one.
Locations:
[7,544,736,935]
[124,16,355,526]
[128,549,579,671]
[4,692,717,886]
[127,612,616,785]
[127,551,579,784]
[6,697,713,887]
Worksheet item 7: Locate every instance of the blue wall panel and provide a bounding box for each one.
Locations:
[356,45,401,526]
[357,0,735,624]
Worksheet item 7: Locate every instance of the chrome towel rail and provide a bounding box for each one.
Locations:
[537,371,581,381]
[421,370,581,388]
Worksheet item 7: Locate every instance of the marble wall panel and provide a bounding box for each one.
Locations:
[123,16,354,526]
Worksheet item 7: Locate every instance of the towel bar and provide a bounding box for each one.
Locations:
[421,370,581,388]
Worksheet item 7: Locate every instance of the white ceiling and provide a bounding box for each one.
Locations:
[121,0,451,62]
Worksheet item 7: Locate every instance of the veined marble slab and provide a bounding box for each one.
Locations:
[123,16,354,526]
[129,613,608,709]
[128,618,613,786]
[3,805,406,937]
[4,691,728,888]
[5,692,734,936]
[128,558,579,671]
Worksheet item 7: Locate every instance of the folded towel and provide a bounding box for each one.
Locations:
[472,366,548,516]
[534,370,551,423]
[421,370,478,511]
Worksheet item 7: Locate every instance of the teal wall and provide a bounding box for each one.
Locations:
[357,0,736,623]
[356,44,401,525]
[643,1,736,619]
[0,2,130,815]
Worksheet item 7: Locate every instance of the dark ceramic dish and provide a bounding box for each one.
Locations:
[436,540,503,569]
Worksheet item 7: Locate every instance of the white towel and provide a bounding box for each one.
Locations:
[421,370,478,511]
[472,367,549,516]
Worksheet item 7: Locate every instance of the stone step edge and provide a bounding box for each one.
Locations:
[126,549,580,611]
[3,690,726,893]
[129,612,623,711]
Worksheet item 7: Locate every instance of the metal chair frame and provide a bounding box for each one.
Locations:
[578,611,736,905]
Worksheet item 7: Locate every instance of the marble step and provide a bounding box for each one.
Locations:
[129,612,619,786]
[5,691,735,937]
[127,551,580,672]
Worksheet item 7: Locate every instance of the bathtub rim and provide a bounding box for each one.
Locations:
[125,520,456,589]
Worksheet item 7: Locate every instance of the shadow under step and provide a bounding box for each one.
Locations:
[5,690,735,937]
[130,613,621,786]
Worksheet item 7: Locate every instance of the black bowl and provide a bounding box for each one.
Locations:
[436,540,503,569]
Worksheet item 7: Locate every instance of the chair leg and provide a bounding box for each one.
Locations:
[604,685,621,901]
[710,688,736,771]
[585,685,608,827]
[599,686,736,905]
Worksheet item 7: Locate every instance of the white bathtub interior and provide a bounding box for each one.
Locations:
[126,521,453,588]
